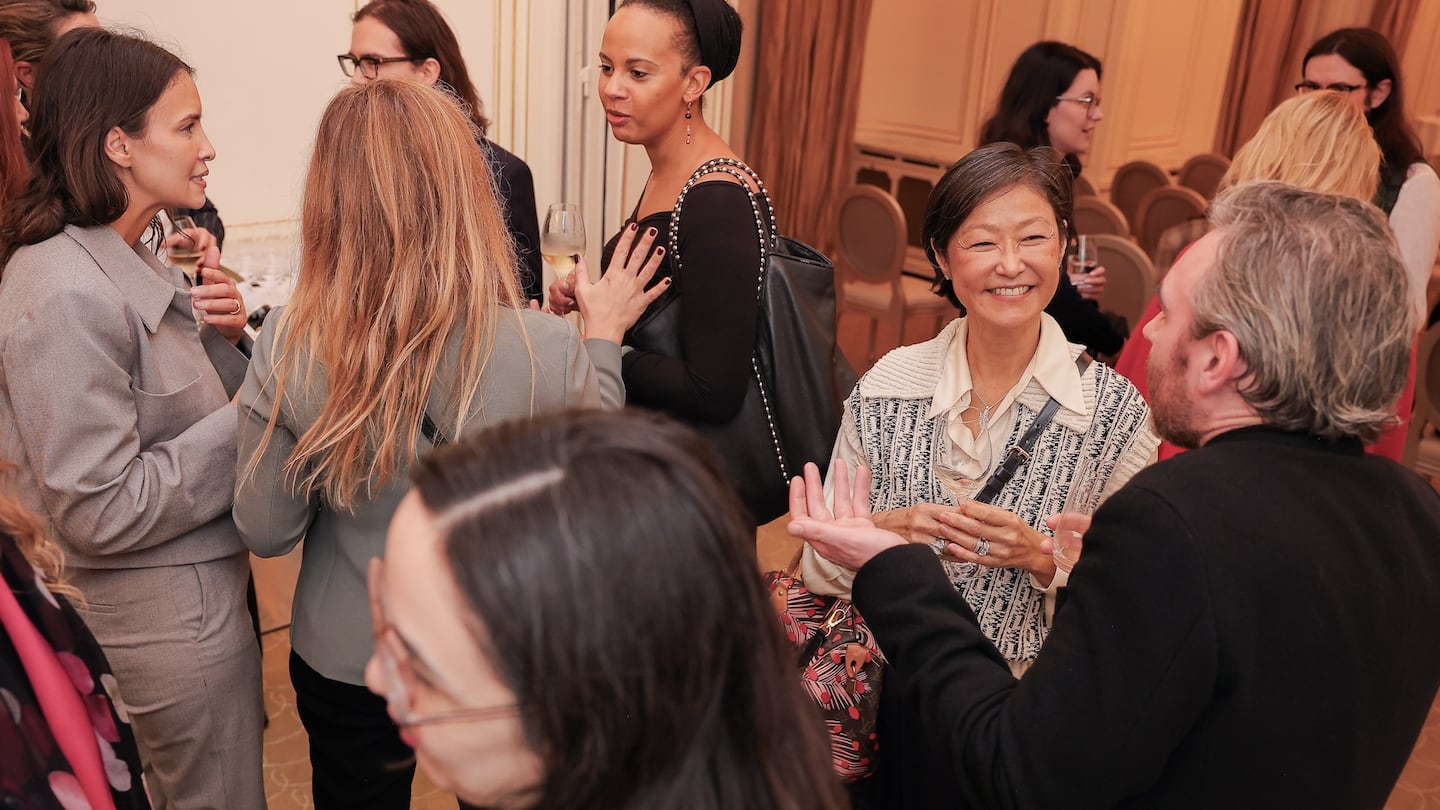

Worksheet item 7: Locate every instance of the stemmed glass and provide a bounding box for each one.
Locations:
[933,456,981,579]
[165,214,203,285]
[1053,455,1103,573]
[541,203,586,278]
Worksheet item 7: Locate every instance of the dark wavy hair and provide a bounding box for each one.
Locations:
[979,41,1101,175]
[353,0,491,136]
[923,142,1073,309]
[0,28,190,270]
[1303,28,1423,185]
[618,0,743,108]
[409,409,847,810]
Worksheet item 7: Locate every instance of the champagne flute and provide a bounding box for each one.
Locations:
[541,203,586,278]
[1053,455,1104,573]
[933,457,981,579]
[166,214,203,285]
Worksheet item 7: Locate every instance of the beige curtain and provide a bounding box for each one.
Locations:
[1214,0,1323,155]
[745,0,874,254]
[1370,0,1423,48]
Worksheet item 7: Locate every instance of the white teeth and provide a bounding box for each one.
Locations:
[990,286,1031,296]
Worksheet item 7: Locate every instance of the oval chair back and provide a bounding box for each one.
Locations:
[1090,233,1156,331]
[1134,185,1208,258]
[1110,160,1170,232]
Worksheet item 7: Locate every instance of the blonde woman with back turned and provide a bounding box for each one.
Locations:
[234,80,657,809]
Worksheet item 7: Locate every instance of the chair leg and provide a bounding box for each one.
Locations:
[866,317,880,364]
[889,313,905,354]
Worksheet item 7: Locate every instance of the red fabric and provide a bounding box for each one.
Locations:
[1113,298,1416,462]
[0,581,116,810]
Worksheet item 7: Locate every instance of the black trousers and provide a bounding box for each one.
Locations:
[289,650,419,809]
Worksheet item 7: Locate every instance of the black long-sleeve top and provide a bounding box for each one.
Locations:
[602,181,761,424]
[480,138,543,302]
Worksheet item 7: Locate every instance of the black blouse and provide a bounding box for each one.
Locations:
[480,138,543,302]
[601,181,762,424]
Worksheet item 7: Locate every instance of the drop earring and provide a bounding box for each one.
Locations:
[685,100,693,145]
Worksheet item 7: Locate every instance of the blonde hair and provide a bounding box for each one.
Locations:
[1222,92,1380,200]
[248,80,525,510]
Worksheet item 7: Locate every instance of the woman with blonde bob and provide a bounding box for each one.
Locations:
[235,79,655,809]
[1116,89,1388,459]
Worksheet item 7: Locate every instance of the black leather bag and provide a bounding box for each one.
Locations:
[632,158,854,522]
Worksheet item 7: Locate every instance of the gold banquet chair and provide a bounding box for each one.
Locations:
[1134,185,1209,259]
[1110,159,1170,234]
[1178,152,1231,201]
[1403,322,1440,476]
[1089,234,1156,331]
[1072,196,1130,238]
[834,185,954,364]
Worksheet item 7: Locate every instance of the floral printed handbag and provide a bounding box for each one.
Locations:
[764,548,884,781]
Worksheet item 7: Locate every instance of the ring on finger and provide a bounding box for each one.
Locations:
[227,299,242,316]
[975,538,991,557]
[930,537,947,556]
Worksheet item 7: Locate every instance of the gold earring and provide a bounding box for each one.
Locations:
[685,100,693,145]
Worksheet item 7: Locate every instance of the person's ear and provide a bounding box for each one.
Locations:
[1195,329,1248,395]
[683,64,711,106]
[1368,77,1392,111]
[13,61,35,91]
[104,126,133,168]
[417,57,442,87]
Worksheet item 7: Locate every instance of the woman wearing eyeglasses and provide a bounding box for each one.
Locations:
[235,79,648,810]
[337,0,544,304]
[978,41,1125,359]
[366,409,848,810]
[1301,28,1440,326]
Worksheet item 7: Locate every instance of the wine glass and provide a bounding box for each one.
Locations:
[1053,455,1104,573]
[1068,234,1096,278]
[933,456,981,579]
[541,203,586,278]
[166,214,203,285]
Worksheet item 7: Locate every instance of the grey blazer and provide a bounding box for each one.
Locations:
[234,306,623,684]
[0,225,249,570]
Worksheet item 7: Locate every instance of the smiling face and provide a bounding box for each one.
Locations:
[935,183,1063,336]
[597,4,702,146]
[365,492,543,808]
[1046,67,1102,157]
[111,72,213,217]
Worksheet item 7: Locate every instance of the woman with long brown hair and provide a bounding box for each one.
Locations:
[235,79,655,809]
[0,28,260,807]
[340,0,544,302]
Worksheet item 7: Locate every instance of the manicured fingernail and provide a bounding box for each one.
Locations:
[655,247,665,256]
[647,227,657,236]
[628,222,638,231]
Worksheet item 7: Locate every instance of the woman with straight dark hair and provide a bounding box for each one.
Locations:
[0,28,261,807]
[978,41,1125,357]
[341,0,544,302]
[236,79,640,810]
[1302,27,1440,322]
[367,408,849,810]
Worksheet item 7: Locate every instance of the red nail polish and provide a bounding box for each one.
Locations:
[655,247,665,256]
[628,222,638,231]
[647,227,657,236]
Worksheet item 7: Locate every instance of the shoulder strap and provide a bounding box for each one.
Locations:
[420,411,448,446]
[972,353,1092,505]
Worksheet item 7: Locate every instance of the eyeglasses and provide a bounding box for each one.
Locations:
[367,558,521,728]
[1294,80,1368,94]
[337,53,420,79]
[1054,93,1102,119]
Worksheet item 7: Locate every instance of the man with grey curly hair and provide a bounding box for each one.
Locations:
[790,180,1440,809]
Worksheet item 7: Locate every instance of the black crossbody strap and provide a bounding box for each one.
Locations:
[971,353,1092,505]
[420,411,448,446]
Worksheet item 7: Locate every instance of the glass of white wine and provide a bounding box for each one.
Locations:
[1053,455,1103,573]
[166,214,203,285]
[541,203,586,278]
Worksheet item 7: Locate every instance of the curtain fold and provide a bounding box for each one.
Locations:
[1214,0,1322,156]
[744,0,874,254]
[1370,0,1422,48]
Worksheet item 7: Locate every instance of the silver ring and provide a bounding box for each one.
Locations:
[930,537,947,556]
[227,299,242,316]
[975,538,991,557]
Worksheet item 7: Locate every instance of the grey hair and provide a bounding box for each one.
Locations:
[1200,180,1414,443]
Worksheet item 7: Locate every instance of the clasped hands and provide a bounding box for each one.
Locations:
[544,223,671,343]
[788,461,1089,583]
